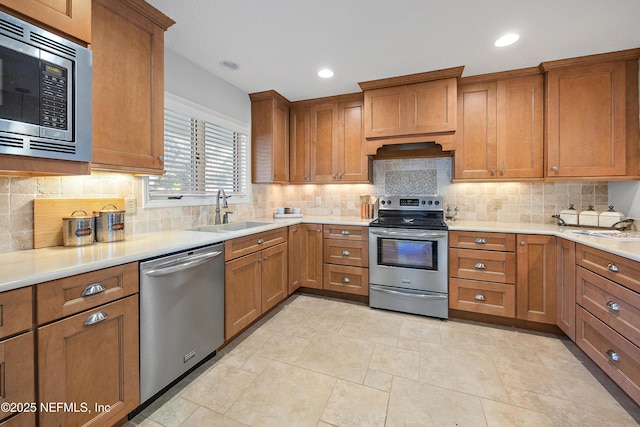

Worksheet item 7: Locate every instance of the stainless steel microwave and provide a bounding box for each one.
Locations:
[0,11,92,162]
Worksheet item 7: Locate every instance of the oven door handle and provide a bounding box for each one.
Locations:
[369,229,448,240]
[370,285,448,299]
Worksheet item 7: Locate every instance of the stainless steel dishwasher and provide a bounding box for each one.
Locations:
[139,243,225,403]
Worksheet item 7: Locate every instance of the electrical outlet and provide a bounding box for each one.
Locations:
[315,196,322,206]
[124,197,137,214]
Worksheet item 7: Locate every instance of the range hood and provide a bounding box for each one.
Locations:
[371,141,454,160]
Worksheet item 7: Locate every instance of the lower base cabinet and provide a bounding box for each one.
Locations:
[0,411,36,427]
[38,295,139,427]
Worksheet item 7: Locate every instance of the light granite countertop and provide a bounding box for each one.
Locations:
[1,215,639,293]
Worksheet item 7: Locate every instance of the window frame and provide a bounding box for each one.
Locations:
[143,92,252,209]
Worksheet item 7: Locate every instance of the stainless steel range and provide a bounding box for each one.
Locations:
[369,195,449,319]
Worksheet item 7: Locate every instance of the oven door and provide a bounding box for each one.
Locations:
[369,227,448,293]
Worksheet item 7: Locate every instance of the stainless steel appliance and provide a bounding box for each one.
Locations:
[139,243,225,403]
[369,195,449,319]
[0,11,92,161]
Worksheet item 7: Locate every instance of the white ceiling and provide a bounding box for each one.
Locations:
[146,0,640,102]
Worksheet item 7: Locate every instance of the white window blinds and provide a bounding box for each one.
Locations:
[148,108,248,199]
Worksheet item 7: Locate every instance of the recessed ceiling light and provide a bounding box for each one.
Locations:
[219,60,239,71]
[494,33,520,47]
[318,68,334,78]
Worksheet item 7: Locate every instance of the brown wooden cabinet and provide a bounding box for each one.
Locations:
[290,94,370,184]
[516,234,557,324]
[91,0,174,174]
[454,71,543,180]
[250,91,290,183]
[322,225,369,296]
[298,224,324,290]
[541,49,640,179]
[556,238,576,340]
[225,229,288,339]
[0,287,34,424]
[37,262,139,427]
[0,0,91,43]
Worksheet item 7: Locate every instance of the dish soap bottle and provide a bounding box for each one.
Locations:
[559,204,578,225]
[579,205,599,227]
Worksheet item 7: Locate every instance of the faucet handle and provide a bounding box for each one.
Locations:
[223,211,233,224]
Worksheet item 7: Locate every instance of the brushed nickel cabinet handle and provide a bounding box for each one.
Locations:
[499,168,505,175]
[83,311,108,327]
[81,283,106,297]
[607,301,620,312]
[257,238,264,244]
[474,238,486,244]
[342,250,350,256]
[474,294,487,301]
[607,263,619,273]
[551,165,559,172]
[341,230,350,235]
[490,168,495,175]
[475,263,487,269]
[342,277,350,283]
[520,241,526,246]
[607,349,620,362]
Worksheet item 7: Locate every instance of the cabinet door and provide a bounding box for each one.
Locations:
[516,234,557,324]
[454,82,498,179]
[289,106,311,183]
[497,75,543,178]
[272,99,290,182]
[545,61,627,177]
[338,99,370,182]
[300,224,324,289]
[310,103,339,182]
[91,0,169,174]
[0,0,91,43]
[363,86,406,138]
[225,252,262,339]
[556,238,576,340]
[0,332,35,421]
[38,295,139,427]
[288,225,301,294]
[261,243,288,313]
[406,78,457,134]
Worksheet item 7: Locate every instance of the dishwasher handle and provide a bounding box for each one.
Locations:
[143,251,222,277]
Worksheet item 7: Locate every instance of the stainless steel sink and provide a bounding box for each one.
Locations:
[189,221,272,233]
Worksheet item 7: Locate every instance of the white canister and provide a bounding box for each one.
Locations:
[559,204,578,225]
[599,206,625,228]
[579,205,599,227]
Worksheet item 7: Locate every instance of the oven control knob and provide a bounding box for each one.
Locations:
[381,200,386,205]
[427,200,433,205]
[434,200,440,205]
[421,200,426,205]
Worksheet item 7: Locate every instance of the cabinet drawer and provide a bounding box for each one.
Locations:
[576,307,640,405]
[225,228,288,261]
[37,262,139,325]
[577,266,640,347]
[449,231,516,251]
[323,264,369,295]
[323,225,368,241]
[0,332,34,421]
[0,287,32,340]
[323,239,368,267]
[449,278,515,318]
[576,244,640,293]
[449,248,516,283]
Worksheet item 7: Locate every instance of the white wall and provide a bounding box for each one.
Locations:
[608,181,640,219]
[164,49,251,123]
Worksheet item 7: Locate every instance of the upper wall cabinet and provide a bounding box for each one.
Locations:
[91,0,174,175]
[250,90,290,183]
[454,69,543,181]
[0,0,91,43]
[358,66,463,155]
[541,49,640,180]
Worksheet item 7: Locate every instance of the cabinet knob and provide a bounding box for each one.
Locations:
[499,168,505,175]
[257,238,264,244]
[520,241,526,246]
[332,173,337,179]
[158,155,165,161]
[607,301,620,312]
[474,238,486,244]
[317,228,321,232]
[607,263,619,273]
[474,294,487,301]
[551,165,559,172]
[342,250,350,256]
[263,256,268,261]
[490,168,495,175]
[338,172,343,179]
[607,349,620,362]
[342,277,350,283]
[475,263,487,270]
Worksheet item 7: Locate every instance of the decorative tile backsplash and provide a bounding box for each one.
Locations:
[0,157,616,253]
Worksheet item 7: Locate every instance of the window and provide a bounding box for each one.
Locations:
[146,93,250,207]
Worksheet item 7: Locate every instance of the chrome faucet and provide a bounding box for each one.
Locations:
[214,189,228,224]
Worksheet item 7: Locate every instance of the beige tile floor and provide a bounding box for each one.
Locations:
[127,294,640,427]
